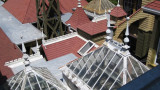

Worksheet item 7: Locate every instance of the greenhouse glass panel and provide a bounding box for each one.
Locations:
[7,66,67,90]
[62,45,149,90]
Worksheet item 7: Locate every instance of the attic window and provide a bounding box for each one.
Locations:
[78,40,94,56]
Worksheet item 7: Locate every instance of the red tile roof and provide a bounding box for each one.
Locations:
[66,7,90,30]
[59,0,88,14]
[78,19,107,35]
[0,28,23,78]
[3,0,37,24]
[42,36,86,60]
[114,8,142,29]
[145,0,160,11]
[111,6,127,18]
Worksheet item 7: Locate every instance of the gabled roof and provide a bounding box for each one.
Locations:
[84,0,115,15]
[143,0,160,15]
[66,6,90,30]
[0,28,22,78]
[7,66,67,90]
[3,0,37,23]
[59,0,88,14]
[111,6,127,18]
[145,0,160,11]
[61,40,149,90]
[78,19,107,35]
[42,33,96,60]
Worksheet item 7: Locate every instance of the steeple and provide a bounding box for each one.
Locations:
[123,17,130,50]
[77,0,81,7]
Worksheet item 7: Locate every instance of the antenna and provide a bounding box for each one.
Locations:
[123,17,130,50]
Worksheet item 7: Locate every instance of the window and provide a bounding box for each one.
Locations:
[78,41,94,56]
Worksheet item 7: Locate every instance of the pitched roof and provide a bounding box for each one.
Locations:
[61,42,149,89]
[78,19,107,35]
[145,0,160,11]
[0,28,22,78]
[3,0,37,24]
[7,66,67,90]
[66,6,90,30]
[83,0,115,14]
[42,33,96,60]
[111,6,127,18]
[119,65,160,90]
[59,0,88,14]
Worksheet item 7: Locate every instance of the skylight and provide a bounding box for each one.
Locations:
[8,66,67,90]
[62,45,149,90]
[78,40,94,56]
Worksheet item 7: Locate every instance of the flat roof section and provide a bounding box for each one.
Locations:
[0,6,46,45]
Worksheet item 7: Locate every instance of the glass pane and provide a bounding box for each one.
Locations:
[38,76,51,89]
[28,73,41,90]
[129,57,144,75]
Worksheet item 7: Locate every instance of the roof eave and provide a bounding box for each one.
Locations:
[142,6,160,16]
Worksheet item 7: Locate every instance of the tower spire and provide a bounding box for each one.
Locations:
[77,0,81,7]
[117,0,120,7]
[123,17,130,50]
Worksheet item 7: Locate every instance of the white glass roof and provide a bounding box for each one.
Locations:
[8,66,67,90]
[61,44,149,90]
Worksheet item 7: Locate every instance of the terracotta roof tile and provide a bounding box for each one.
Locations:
[66,7,90,29]
[3,0,37,24]
[145,0,160,11]
[42,36,87,60]
[0,28,23,78]
[78,19,107,35]
[111,6,127,18]
[59,0,88,14]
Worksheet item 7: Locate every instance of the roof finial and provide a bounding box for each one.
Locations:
[36,38,40,55]
[21,36,26,54]
[105,9,107,15]
[123,17,130,50]
[106,10,112,41]
[107,10,111,27]
[77,0,81,7]
[41,28,45,45]
[117,0,120,7]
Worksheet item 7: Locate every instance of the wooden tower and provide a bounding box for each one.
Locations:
[36,0,64,39]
